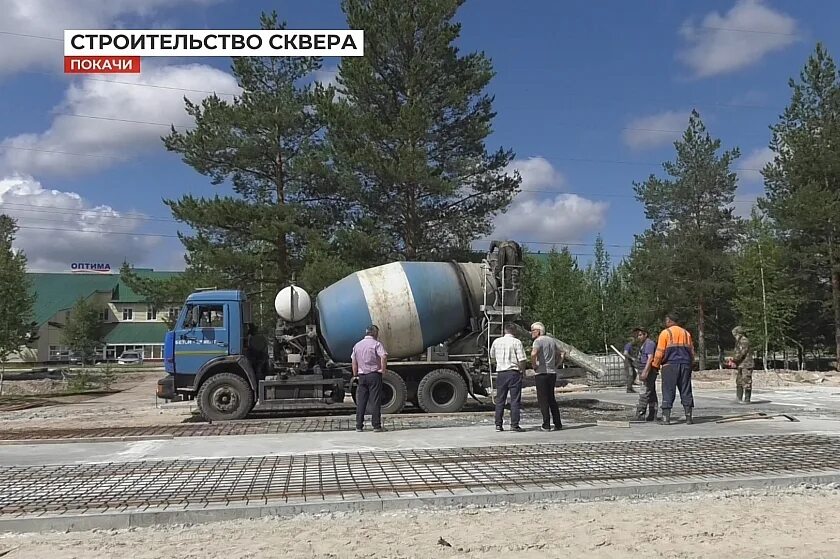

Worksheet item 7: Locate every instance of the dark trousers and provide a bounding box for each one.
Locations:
[660,363,693,410]
[636,370,659,415]
[535,373,562,428]
[355,372,383,429]
[494,370,522,427]
[624,361,637,390]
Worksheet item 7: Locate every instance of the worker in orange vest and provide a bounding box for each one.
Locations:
[650,311,695,425]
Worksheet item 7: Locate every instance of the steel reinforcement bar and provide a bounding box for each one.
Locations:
[2,434,840,518]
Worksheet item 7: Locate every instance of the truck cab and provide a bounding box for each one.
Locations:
[157,289,349,421]
[157,290,253,416]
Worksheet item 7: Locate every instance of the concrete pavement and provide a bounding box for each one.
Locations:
[4,384,840,533]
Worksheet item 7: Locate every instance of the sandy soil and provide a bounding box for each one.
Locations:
[0,372,189,430]
[691,369,840,390]
[2,485,839,558]
[0,368,837,431]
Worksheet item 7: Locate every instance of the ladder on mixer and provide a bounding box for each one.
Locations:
[482,262,523,403]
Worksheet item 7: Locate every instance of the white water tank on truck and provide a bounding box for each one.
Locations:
[315,261,491,362]
[274,285,312,322]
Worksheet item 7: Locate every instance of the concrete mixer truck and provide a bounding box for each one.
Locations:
[156,240,529,422]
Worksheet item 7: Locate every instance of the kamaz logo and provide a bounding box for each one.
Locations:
[70,262,112,273]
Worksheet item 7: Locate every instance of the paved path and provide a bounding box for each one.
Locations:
[2,431,840,533]
[3,384,840,533]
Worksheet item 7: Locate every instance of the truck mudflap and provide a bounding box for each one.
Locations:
[156,375,175,400]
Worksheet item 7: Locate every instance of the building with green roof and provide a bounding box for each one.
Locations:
[13,269,182,364]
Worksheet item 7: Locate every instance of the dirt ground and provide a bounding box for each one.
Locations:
[692,369,840,389]
[0,371,183,429]
[0,369,838,431]
[2,485,839,558]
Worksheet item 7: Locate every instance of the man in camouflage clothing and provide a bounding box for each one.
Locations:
[728,326,754,403]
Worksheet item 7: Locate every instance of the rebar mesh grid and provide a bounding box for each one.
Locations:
[0,416,470,441]
[1,434,839,517]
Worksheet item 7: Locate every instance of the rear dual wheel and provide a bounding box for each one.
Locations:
[417,368,468,414]
[350,370,407,415]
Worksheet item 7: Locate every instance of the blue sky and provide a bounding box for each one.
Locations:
[0,0,838,271]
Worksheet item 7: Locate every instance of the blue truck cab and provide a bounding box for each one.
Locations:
[157,290,257,418]
[157,288,350,421]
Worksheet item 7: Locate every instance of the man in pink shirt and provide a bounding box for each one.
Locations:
[351,325,388,432]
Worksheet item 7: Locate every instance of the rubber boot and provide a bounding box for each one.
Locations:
[743,389,751,404]
[646,404,657,422]
[736,386,743,402]
[684,407,693,425]
[659,409,671,425]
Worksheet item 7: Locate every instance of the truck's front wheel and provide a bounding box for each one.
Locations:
[197,372,254,422]
[417,368,468,413]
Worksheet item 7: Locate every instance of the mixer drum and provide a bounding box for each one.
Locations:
[316,261,489,362]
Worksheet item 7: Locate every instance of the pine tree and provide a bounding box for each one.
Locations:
[734,211,801,366]
[157,12,344,329]
[324,0,520,261]
[760,43,840,368]
[633,110,741,369]
[523,248,593,350]
[585,235,611,352]
[0,215,36,394]
[603,258,639,350]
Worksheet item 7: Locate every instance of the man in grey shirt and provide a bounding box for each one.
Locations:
[530,322,565,431]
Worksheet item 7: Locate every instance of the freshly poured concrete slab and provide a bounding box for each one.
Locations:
[0,414,834,467]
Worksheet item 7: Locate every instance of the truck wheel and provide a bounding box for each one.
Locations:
[197,372,254,422]
[349,372,406,414]
[417,368,468,413]
[381,370,407,414]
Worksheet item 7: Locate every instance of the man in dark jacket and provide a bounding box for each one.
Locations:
[634,327,659,421]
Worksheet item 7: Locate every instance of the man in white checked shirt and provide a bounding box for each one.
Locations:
[490,323,527,432]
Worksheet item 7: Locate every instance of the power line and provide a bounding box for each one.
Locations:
[15,224,180,238]
[0,190,761,227]
[0,22,800,43]
[55,112,193,129]
[0,143,769,172]
[0,27,791,111]
[9,219,635,250]
[0,144,126,160]
[0,30,62,42]
[10,223,635,258]
[519,240,631,248]
[2,103,776,136]
[697,25,798,38]
[0,203,176,222]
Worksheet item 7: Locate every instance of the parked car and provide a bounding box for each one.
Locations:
[117,351,143,365]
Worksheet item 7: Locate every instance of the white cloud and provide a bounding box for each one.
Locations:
[507,156,563,190]
[314,67,339,88]
[622,110,689,150]
[0,0,221,75]
[313,66,346,102]
[487,156,608,247]
[0,63,240,177]
[0,174,163,271]
[733,193,761,218]
[678,0,798,78]
[739,146,774,183]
